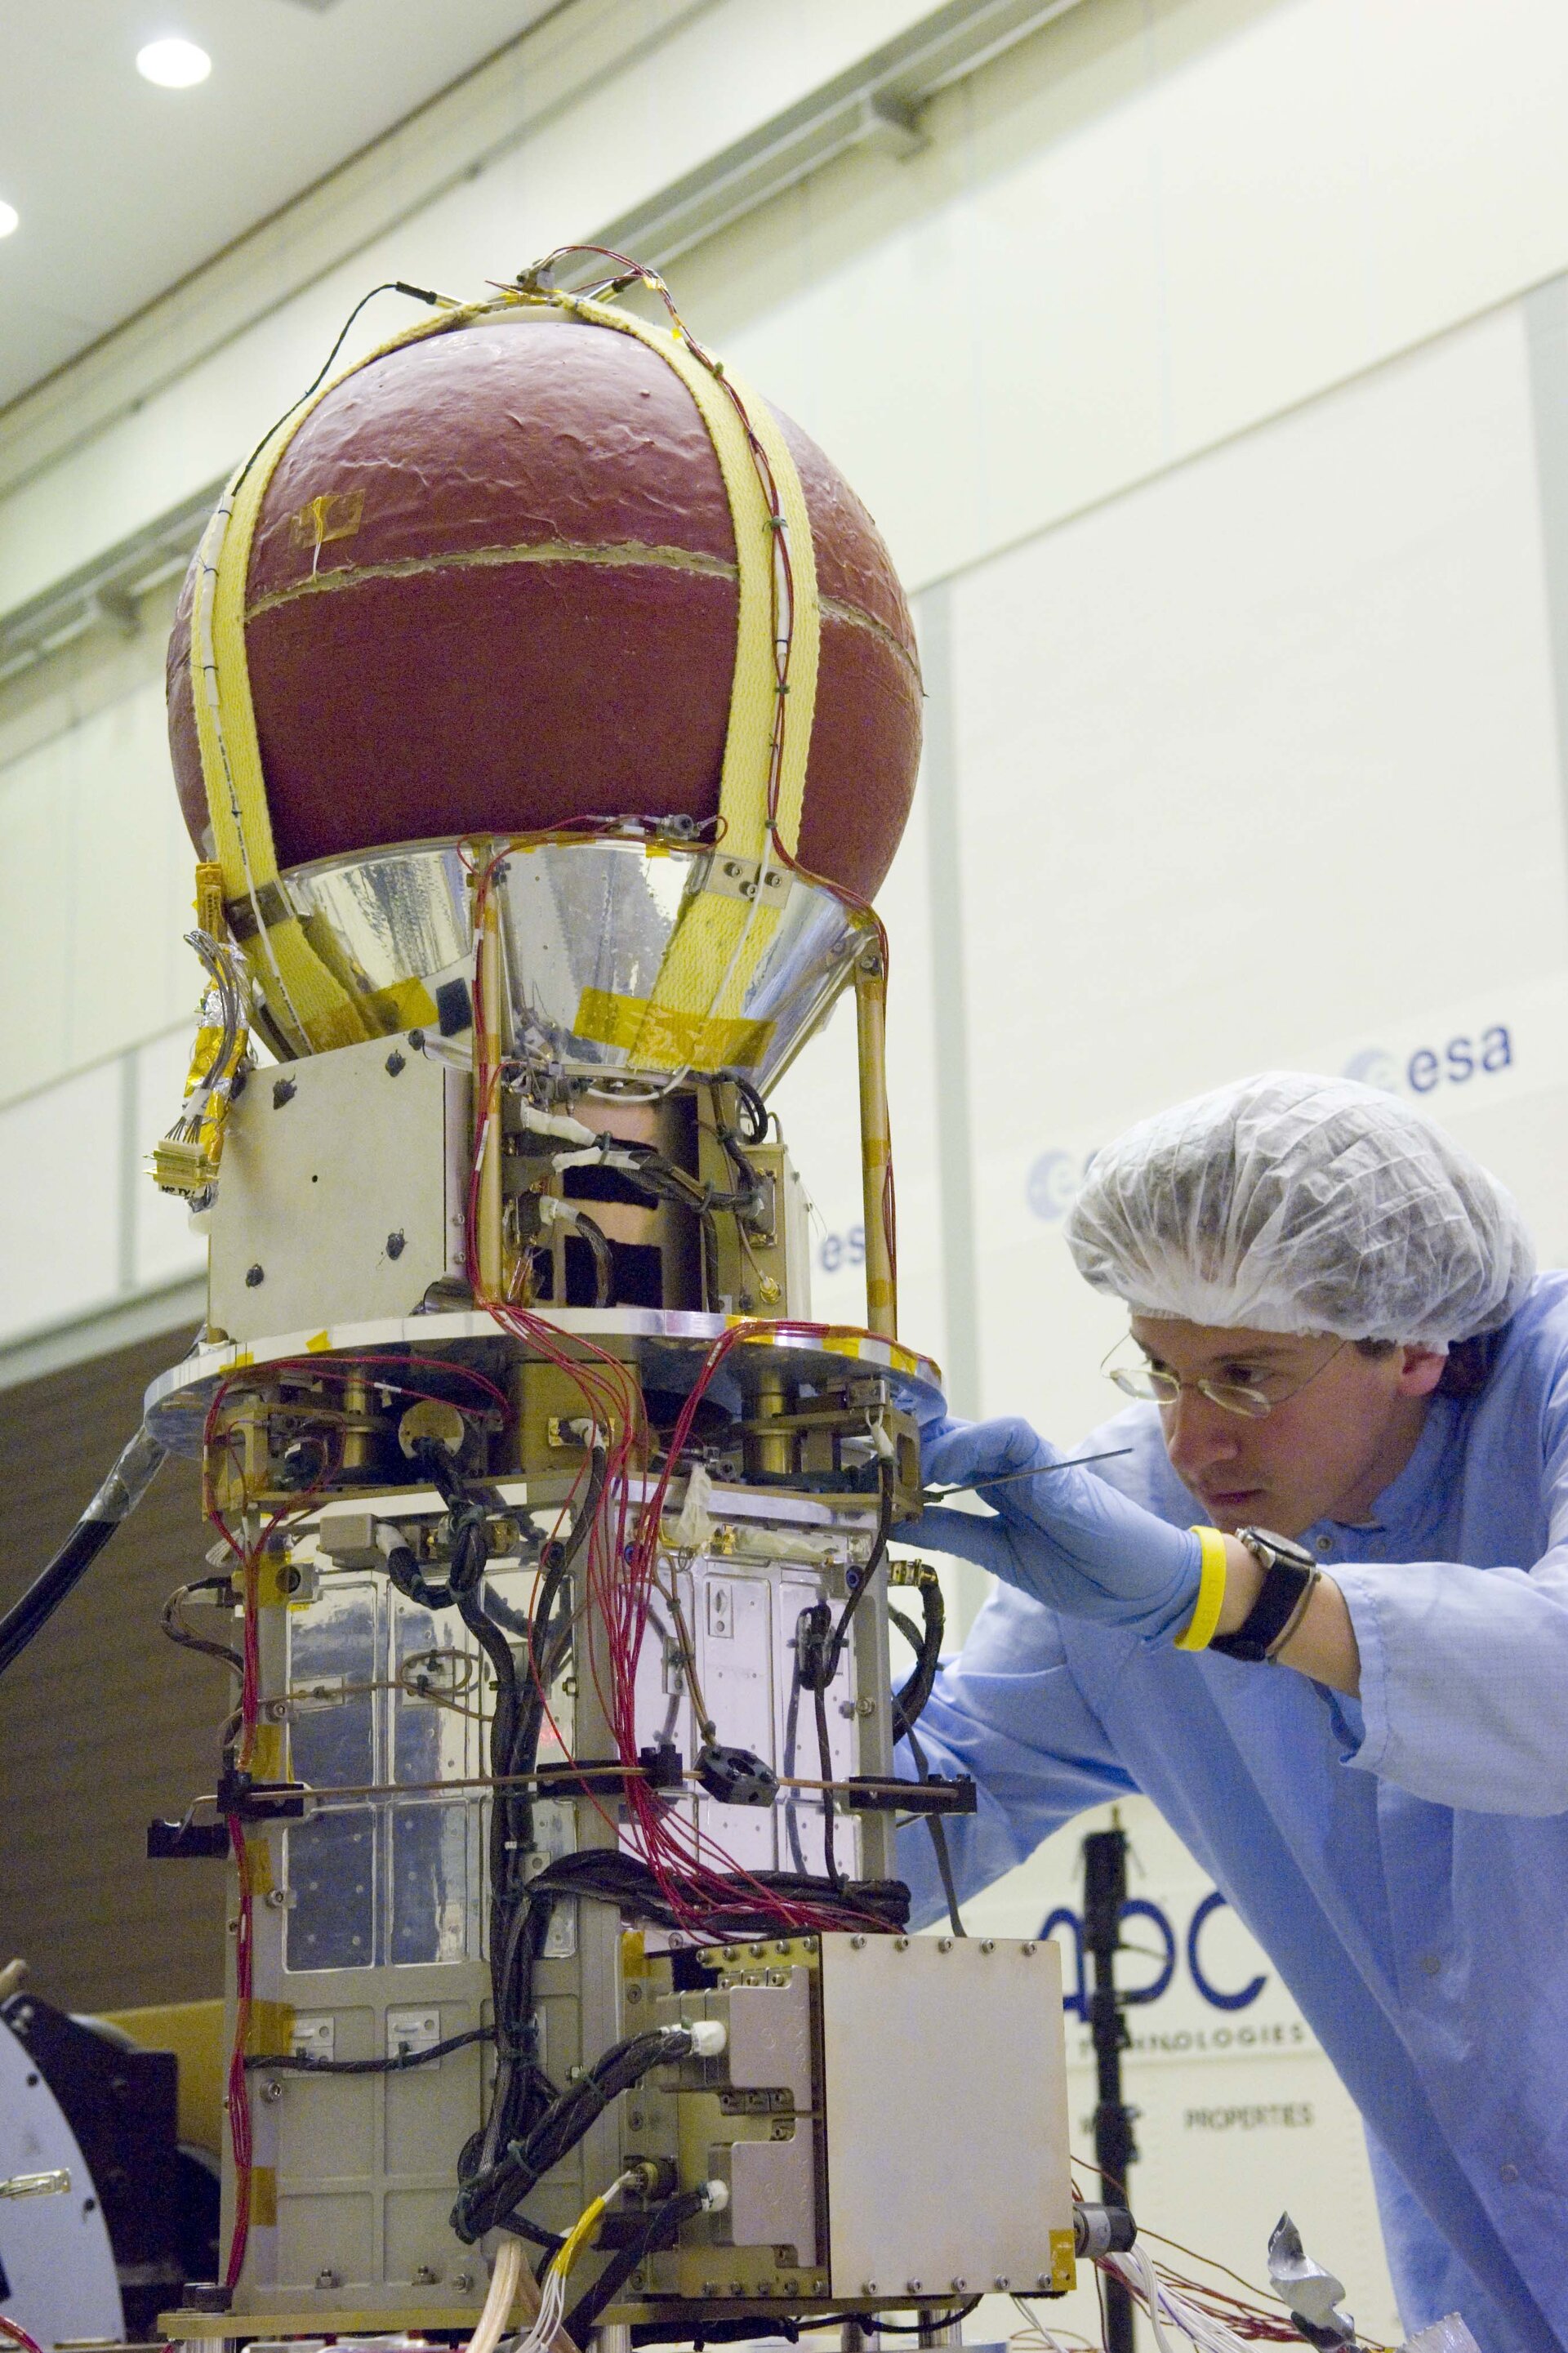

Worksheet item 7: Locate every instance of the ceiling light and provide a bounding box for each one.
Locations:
[0,203,17,240]
[136,37,212,88]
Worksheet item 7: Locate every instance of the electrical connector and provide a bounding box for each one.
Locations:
[685,2019,728,2059]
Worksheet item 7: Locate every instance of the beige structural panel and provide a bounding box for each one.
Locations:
[817,1932,1072,2297]
[206,1034,468,1344]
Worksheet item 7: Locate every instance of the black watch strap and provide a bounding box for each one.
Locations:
[1209,1528,1318,1663]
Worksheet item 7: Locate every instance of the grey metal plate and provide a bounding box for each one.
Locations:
[206,1035,464,1344]
[818,1934,1073,2297]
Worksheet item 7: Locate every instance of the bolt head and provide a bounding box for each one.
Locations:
[245,1263,265,1287]
[937,1936,953,1953]
[385,1049,407,1076]
[906,2278,922,2293]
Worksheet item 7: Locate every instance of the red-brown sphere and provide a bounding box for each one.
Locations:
[167,313,922,902]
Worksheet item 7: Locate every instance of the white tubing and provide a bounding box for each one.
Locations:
[463,2234,524,2353]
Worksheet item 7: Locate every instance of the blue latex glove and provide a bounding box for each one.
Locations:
[905,1416,1203,1642]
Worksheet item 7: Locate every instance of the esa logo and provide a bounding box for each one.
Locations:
[817,1223,866,1274]
[1026,1148,1096,1223]
[1344,1026,1512,1099]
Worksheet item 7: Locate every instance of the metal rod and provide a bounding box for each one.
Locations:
[1083,1823,1137,2353]
[854,943,897,1340]
[920,1445,1134,1504]
[471,839,505,1300]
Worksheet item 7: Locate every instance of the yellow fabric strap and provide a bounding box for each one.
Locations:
[1174,1526,1229,1651]
[555,296,821,1072]
[194,283,820,1071]
[190,300,489,1054]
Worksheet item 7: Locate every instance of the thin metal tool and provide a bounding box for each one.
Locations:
[918,1444,1133,1507]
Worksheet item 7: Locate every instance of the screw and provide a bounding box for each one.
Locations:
[906,2279,923,2293]
[264,1888,289,1910]
[1022,1941,1037,1955]
[277,1564,302,1594]
[951,2277,968,2290]
[996,2277,1011,2290]
[850,1935,866,1950]
[628,2108,644,2129]
[245,1263,265,1287]
[273,1076,296,1108]
[453,2270,474,2290]
[265,1699,290,1722]
[937,1936,953,1953]
[771,2122,791,2139]
[894,1936,910,1950]
[1036,2275,1052,2290]
[386,1228,406,1259]
[385,1049,407,1076]
[316,2267,340,2288]
[82,2196,97,2214]
[862,2283,879,2296]
[625,1984,642,2004]
[412,2262,440,2283]
[260,2079,283,2104]
[980,1939,996,1954]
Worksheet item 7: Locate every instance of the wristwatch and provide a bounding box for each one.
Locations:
[1209,1526,1320,1662]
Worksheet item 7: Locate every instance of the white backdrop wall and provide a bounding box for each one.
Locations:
[7,0,1568,2333]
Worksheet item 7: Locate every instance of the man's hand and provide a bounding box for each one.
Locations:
[906,1417,1203,1642]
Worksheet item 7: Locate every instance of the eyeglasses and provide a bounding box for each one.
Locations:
[1102,1337,1348,1421]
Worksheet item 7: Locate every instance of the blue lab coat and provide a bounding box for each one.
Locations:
[898,1271,1568,2353]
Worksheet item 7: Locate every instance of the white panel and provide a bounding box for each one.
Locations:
[0,1063,122,1344]
[0,726,74,1101]
[0,675,195,1114]
[131,1025,207,1292]
[944,301,1567,1436]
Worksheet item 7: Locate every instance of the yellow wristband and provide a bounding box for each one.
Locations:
[1174,1526,1228,1651]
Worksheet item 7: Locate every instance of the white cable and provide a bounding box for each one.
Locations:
[1105,2248,1255,2353]
[462,2233,523,2353]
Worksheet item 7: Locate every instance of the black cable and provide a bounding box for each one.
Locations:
[905,1725,964,1940]
[814,1678,840,1885]
[845,2304,983,2335]
[453,2027,694,2243]
[229,281,454,498]
[0,1426,165,1682]
[160,1576,244,1676]
[522,1848,911,1938]
[564,2188,707,2337]
[461,1454,604,2200]
[727,1072,769,1145]
[797,1468,895,1696]
[244,2025,492,2074]
[889,1572,943,1743]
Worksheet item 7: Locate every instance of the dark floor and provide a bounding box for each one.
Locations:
[0,1323,229,2010]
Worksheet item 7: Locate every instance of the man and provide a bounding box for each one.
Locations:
[899,1072,1566,2353]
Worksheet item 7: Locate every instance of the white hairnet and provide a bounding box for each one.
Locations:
[1065,1072,1535,1345]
